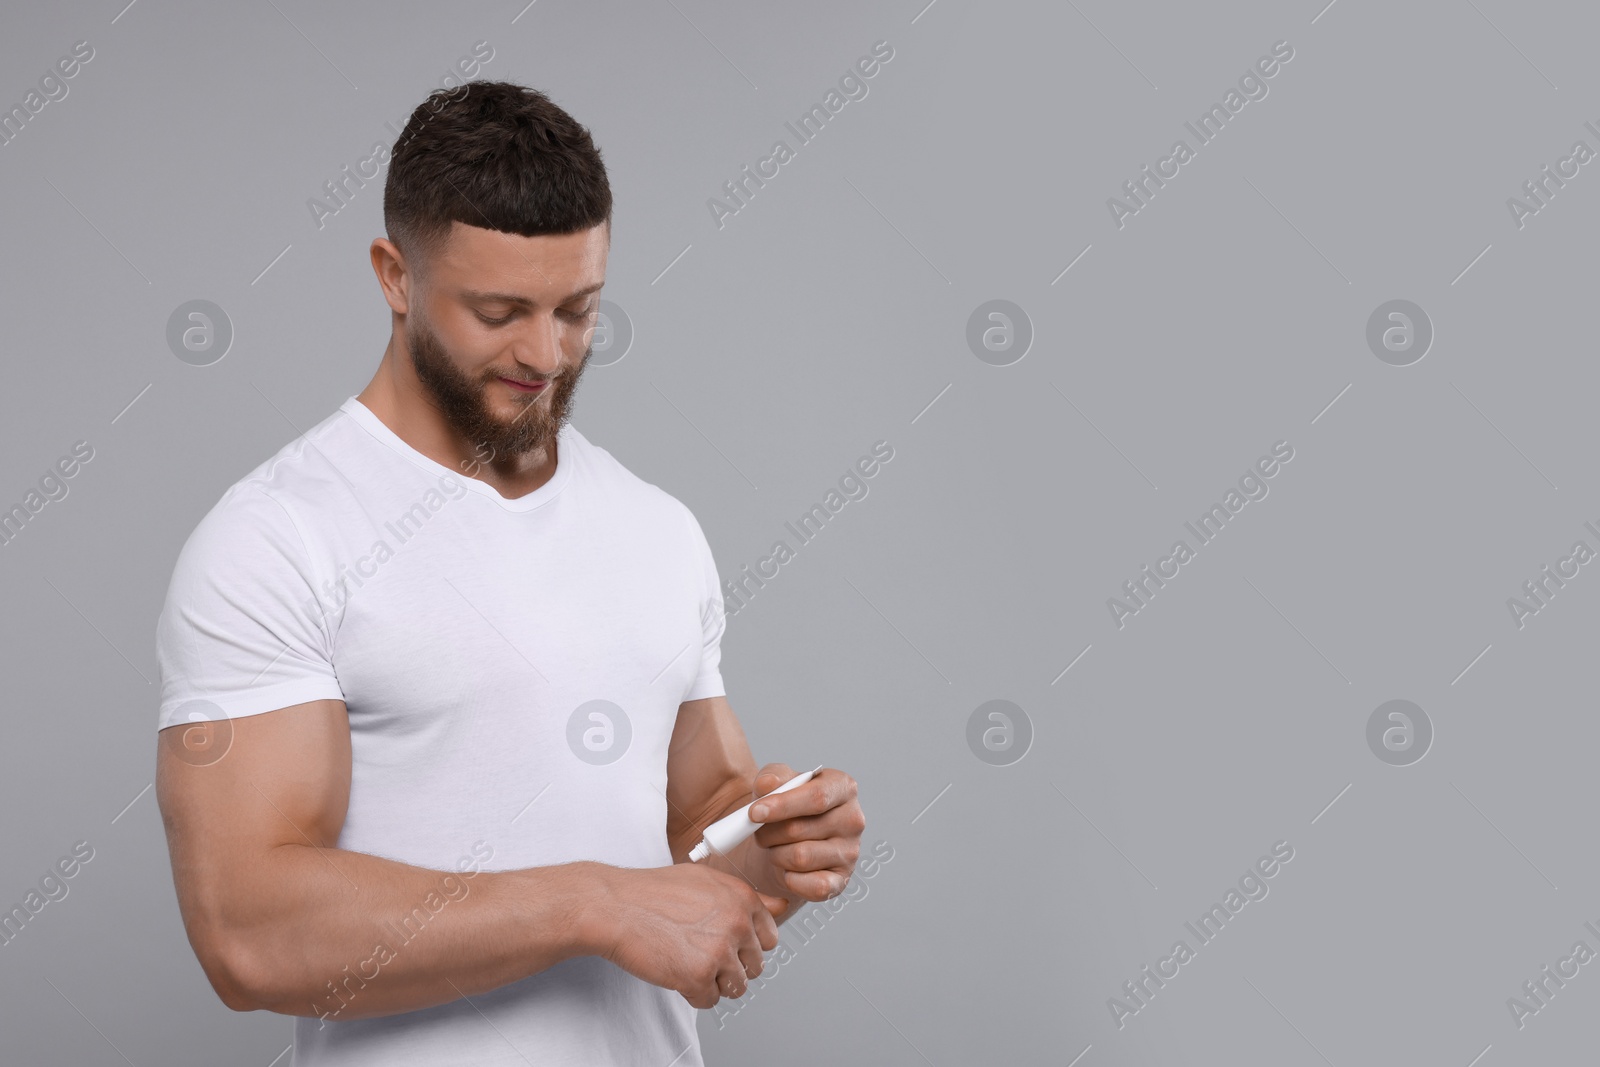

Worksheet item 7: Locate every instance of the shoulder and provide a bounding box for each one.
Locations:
[174,404,360,576]
[167,481,314,611]
[565,423,702,532]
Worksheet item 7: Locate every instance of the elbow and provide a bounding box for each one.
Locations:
[217,977,259,1014]
[191,926,273,1013]
[179,884,315,1015]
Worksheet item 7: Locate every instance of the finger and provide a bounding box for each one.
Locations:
[783,867,848,901]
[737,938,765,983]
[753,802,863,847]
[751,762,795,800]
[682,984,718,1011]
[749,767,854,825]
[763,837,859,874]
[753,899,781,950]
[756,891,788,923]
[781,865,853,901]
[716,963,748,999]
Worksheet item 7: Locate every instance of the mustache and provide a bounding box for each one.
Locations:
[492,348,591,388]
[494,372,557,386]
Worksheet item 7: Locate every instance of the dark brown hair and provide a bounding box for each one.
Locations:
[382,80,612,275]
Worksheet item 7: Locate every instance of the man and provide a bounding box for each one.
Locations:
[154,80,865,1066]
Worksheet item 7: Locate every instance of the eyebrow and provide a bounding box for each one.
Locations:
[460,282,603,308]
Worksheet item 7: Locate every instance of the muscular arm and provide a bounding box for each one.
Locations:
[156,698,605,1020]
[665,695,858,925]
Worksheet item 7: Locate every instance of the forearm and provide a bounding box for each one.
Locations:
[662,695,823,924]
[215,846,606,1020]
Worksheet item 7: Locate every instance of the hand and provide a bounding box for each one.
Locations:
[748,765,866,903]
[592,862,785,1009]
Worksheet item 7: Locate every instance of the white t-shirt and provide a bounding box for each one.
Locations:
[156,395,727,1066]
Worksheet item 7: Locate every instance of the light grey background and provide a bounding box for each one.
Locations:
[1,0,1595,1064]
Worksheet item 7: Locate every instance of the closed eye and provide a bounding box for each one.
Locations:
[477,307,592,326]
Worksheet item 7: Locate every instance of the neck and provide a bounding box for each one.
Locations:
[357,334,558,498]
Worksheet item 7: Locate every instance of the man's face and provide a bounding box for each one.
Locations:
[404,220,608,463]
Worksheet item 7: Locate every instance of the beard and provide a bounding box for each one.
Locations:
[405,311,589,463]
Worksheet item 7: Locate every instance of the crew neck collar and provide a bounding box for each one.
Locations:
[339,395,575,513]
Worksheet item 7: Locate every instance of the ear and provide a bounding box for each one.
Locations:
[370,238,413,316]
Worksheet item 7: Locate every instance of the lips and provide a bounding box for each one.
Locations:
[499,376,550,393]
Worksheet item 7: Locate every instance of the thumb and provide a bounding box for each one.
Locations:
[752,763,795,801]
[758,891,789,918]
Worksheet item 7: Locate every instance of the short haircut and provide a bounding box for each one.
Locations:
[382,80,612,276]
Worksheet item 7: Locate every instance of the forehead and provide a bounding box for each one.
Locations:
[431,220,608,296]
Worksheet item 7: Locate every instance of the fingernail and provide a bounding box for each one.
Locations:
[750,804,768,820]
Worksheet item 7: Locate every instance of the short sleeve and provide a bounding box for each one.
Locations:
[155,484,345,729]
[680,505,727,703]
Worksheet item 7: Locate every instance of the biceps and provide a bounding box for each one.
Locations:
[156,699,351,894]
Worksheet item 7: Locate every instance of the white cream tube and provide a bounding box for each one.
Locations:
[688,765,823,862]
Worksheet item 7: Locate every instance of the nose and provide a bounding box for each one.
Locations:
[508,309,567,377]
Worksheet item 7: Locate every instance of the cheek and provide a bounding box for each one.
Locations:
[566,320,596,349]
[444,332,500,374]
